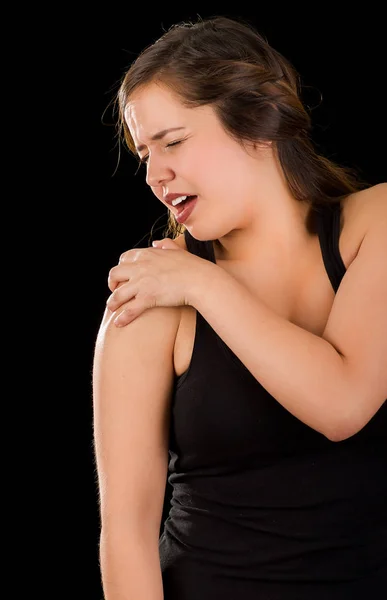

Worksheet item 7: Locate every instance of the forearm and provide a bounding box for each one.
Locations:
[191,264,354,441]
[100,528,163,600]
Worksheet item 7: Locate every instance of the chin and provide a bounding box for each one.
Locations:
[183,222,221,243]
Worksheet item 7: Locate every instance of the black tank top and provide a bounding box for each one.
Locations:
[159,202,387,600]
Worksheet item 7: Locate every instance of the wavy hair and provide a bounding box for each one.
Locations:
[116,15,368,239]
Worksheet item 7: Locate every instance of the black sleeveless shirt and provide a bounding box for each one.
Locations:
[159,202,387,599]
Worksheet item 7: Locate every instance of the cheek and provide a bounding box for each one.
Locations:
[198,141,241,177]
[184,148,225,186]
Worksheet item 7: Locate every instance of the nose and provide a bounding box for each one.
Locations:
[146,153,174,188]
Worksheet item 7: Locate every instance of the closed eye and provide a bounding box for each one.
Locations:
[166,140,182,148]
[138,139,184,165]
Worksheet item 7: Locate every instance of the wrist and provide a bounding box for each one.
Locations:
[187,261,224,308]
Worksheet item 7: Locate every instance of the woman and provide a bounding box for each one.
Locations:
[93,15,387,599]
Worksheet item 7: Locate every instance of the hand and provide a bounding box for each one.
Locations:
[106,237,213,326]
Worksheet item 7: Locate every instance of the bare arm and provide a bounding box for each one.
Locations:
[93,301,180,599]
[191,186,387,441]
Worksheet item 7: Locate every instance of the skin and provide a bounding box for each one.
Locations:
[125,81,315,269]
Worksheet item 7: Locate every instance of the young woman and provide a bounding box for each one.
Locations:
[93,15,387,599]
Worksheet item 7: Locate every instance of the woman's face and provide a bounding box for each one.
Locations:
[125,82,265,241]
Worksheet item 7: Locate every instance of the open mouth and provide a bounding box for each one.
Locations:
[175,195,199,224]
[174,195,197,209]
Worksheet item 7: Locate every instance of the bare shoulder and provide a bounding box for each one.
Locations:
[362,182,387,217]
[342,182,387,231]
[320,183,386,438]
[338,183,386,265]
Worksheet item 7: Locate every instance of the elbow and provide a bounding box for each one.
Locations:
[325,426,357,443]
[324,387,386,442]
[323,411,369,442]
[322,366,374,442]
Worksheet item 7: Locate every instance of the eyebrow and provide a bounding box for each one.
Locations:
[136,127,186,153]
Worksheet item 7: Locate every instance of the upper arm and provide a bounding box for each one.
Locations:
[321,183,387,433]
[93,303,180,536]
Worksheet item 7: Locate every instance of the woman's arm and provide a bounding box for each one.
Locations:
[93,302,181,599]
[99,532,164,600]
[101,185,386,443]
[190,199,387,441]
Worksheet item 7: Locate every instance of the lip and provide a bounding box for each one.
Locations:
[163,193,195,209]
[175,196,198,224]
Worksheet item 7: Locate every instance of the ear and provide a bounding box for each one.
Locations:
[246,139,272,160]
[254,140,272,150]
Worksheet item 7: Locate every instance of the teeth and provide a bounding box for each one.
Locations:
[171,195,187,206]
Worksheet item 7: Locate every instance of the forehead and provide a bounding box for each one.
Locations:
[124,83,189,143]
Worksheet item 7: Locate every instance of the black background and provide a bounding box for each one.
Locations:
[45,5,385,597]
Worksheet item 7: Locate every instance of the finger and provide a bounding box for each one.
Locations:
[114,305,143,327]
[108,279,118,293]
[155,238,180,250]
[106,281,134,311]
[119,248,142,263]
[108,265,131,293]
[113,309,131,327]
[119,250,132,263]
[107,266,119,292]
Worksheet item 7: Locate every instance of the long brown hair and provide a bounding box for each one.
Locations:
[115,15,368,239]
